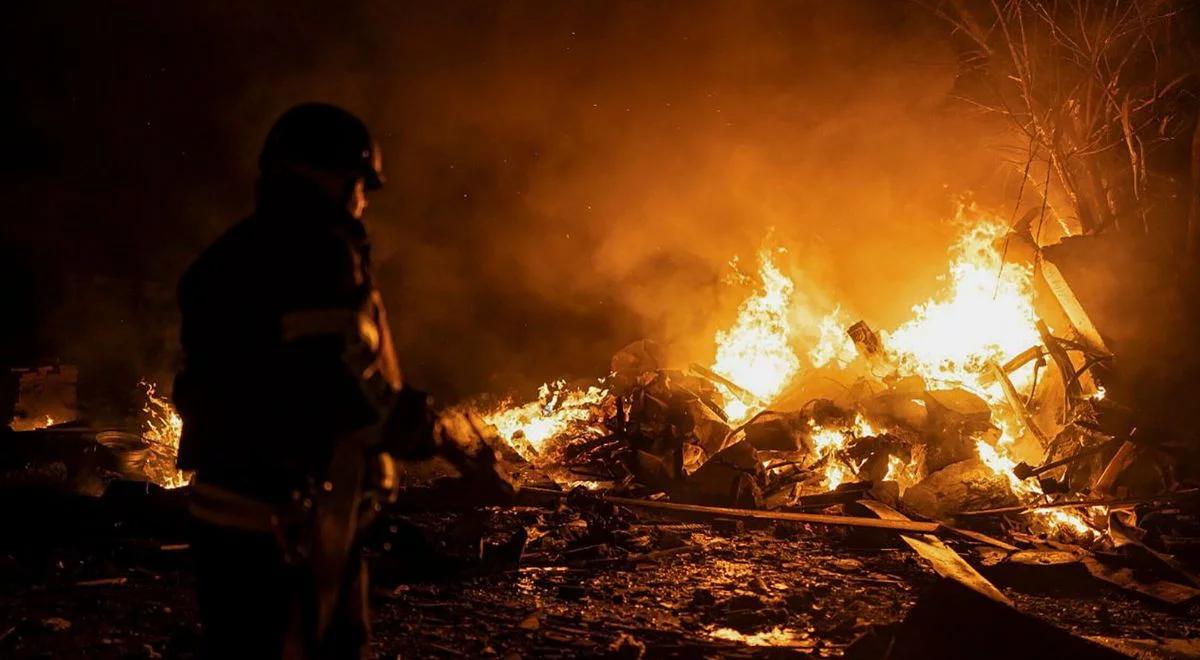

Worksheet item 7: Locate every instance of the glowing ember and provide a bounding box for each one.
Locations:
[710,247,802,422]
[482,380,608,462]
[883,208,1041,401]
[139,380,191,489]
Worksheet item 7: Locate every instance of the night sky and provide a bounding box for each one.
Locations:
[2,1,1008,403]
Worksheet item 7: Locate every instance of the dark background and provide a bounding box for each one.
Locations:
[0,1,1012,405]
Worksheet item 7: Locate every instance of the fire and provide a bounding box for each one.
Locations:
[809,307,858,369]
[977,430,1095,538]
[710,247,801,422]
[884,212,1041,400]
[810,425,848,455]
[708,626,808,647]
[11,414,61,431]
[139,381,190,489]
[884,453,921,491]
[479,204,1097,540]
[807,413,881,490]
[875,205,1092,537]
[482,380,608,462]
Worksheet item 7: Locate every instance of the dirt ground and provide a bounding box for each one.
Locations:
[2,487,1199,658]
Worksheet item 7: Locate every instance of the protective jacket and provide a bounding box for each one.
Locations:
[174,172,418,497]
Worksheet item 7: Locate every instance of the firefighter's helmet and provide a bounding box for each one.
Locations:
[260,103,383,190]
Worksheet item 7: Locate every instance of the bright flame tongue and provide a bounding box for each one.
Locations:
[710,247,801,422]
[140,381,190,489]
[884,218,1041,400]
[878,208,1092,538]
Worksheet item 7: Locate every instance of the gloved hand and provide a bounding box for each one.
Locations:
[433,409,519,503]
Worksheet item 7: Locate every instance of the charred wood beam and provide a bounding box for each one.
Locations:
[602,493,940,533]
[978,345,1043,390]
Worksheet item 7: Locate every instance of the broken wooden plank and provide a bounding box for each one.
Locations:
[1038,259,1111,357]
[602,494,942,534]
[1012,435,1123,480]
[1000,345,1045,375]
[857,499,1012,605]
[1091,440,1138,496]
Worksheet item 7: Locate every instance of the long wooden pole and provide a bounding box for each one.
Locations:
[520,487,940,534]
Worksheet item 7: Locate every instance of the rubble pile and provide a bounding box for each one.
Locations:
[472,212,1200,632]
[0,374,190,494]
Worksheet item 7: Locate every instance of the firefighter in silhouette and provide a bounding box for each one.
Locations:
[174,103,513,659]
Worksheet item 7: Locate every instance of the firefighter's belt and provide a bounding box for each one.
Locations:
[189,483,299,535]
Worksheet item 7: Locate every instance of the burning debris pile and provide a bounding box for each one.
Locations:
[1,375,190,493]
[476,204,1198,595]
[137,381,190,490]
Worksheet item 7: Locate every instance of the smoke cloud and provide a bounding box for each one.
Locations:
[2,1,1013,404]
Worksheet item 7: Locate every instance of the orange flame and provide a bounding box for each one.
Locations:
[807,413,881,490]
[140,381,191,489]
[710,247,801,422]
[478,204,1097,539]
[481,380,608,462]
[808,307,858,369]
[869,205,1092,537]
[884,213,1041,400]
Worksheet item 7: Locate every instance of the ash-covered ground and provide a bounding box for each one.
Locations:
[1,487,1197,659]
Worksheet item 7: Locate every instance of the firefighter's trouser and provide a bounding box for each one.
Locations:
[190,484,368,659]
